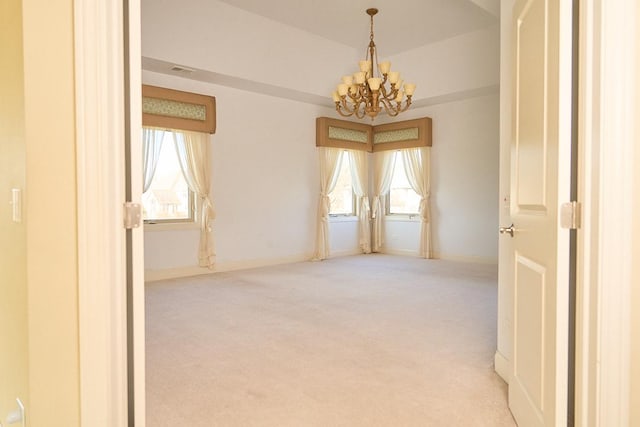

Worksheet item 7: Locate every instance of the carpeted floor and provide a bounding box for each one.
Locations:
[146,254,517,426]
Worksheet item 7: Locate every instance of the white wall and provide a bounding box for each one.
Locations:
[382,93,500,263]
[141,0,357,99]
[388,25,500,101]
[143,71,337,278]
[143,87,499,277]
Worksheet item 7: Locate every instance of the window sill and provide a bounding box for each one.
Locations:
[329,215,358,223]
[385,214,421,223]
[143,221,199,231]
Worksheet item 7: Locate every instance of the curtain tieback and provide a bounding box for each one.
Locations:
[319,193,331,219]
[360,196,371,216]
[201,197,215,232]
[371,196,381,219]
[419,195,430,222]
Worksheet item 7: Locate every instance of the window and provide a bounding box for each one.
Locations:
[388,150,421,215]
[329,151,355,216]
[142,131,194,223]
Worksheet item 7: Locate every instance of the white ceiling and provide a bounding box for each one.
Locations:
[216,0,499,55]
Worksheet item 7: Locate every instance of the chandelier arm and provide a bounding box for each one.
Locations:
[347,88,361,104]
[350,98,366,119]
[397,95,411,113]
[340,97,356,114]
[336,106,355,117]
[399,96,413,113]
[379,84,398,102]
[380,97,400,117]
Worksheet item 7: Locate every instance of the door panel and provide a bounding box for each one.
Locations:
[515,0,547,209]
[514,254,546,415]
[508,0,571,425]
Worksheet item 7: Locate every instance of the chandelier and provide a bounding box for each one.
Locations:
[332,8,416,120]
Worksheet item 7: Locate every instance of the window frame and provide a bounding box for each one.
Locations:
[386,150,421,217]
[328,150,357,217]
[142,128,198,226]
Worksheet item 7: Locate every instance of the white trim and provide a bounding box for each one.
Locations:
[145,254,314,282]
[75,0,128,425]
[329,249,363,258]
[494,350,509,383]
[144,221,199,231]
[328,215,359,223]
[126,0,147,425]
[145,266,215,282]
[577,0,636,425]
[432,252,498,265]
[594,0,635,424]
[381,248,420,257]
[384,214,421,223]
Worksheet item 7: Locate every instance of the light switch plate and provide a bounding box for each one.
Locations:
[10,189,22,223]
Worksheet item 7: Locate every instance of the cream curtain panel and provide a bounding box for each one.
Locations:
[348,149,371,254]
[172,130,216,269]
[371,150,397,252]
[402,147,432,258]
[142,128,165,193]
[313,147,344,260]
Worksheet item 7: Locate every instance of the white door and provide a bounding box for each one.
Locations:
[506,0,573,425]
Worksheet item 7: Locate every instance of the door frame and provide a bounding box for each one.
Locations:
[73,0,636,425]
[74,0,144,425]
[575,0,636,425]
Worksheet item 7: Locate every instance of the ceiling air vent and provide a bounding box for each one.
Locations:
[170,65,194,74]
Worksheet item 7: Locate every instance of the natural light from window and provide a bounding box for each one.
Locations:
[389,150,421,214]
[329,152,355,215]
[142,132,193,222]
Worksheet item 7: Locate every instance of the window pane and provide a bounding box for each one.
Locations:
[389,151,421,214]
[329,152,354,215]
[142,132,192,221]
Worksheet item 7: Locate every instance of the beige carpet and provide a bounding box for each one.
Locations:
[146,254,517,426]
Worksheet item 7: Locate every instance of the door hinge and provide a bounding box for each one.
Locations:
[123,202,142,229]
[560,201,581,230]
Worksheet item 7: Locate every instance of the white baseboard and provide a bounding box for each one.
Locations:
[381,248,420,257]
[145,253,314,282]
[329,248,363,258]
[494,350,509,383]
[433,252,498,265]
[145,266,212,282]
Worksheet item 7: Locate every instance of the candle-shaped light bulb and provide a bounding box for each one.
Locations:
[404,83,416,96]
[378,61,391,75]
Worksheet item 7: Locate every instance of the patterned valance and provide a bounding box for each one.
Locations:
[142,85,216,134]
[316,116,431,152]
[316,117,373,151]
[371,118,432,152]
